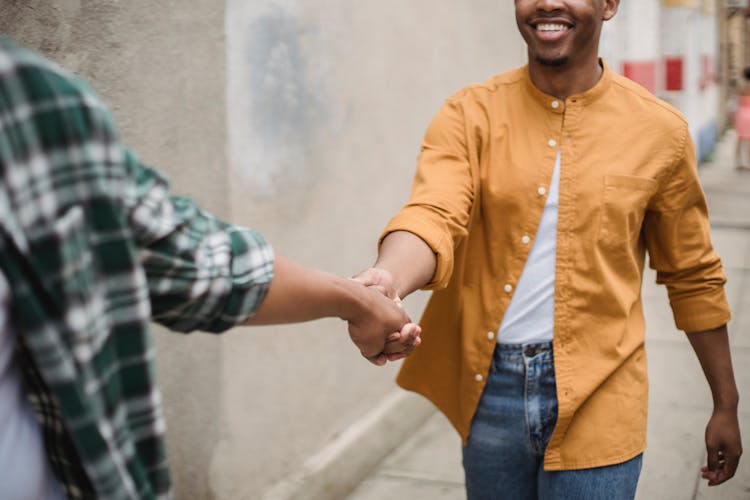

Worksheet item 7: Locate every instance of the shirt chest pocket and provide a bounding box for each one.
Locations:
[598,174,657,250]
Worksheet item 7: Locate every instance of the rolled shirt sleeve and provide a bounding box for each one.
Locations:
[644,128,731,332]
[380,95,476,290]
[123,149,274,333]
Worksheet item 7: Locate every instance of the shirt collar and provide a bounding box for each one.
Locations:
[522,58,612,112]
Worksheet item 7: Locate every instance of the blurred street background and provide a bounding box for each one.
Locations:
[1,1,748,498]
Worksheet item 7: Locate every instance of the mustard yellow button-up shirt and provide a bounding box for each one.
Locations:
[384,63,730,470]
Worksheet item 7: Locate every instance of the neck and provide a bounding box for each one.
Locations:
[527,56,603,100]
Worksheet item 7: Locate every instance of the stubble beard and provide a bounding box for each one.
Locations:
[535,54,569,67]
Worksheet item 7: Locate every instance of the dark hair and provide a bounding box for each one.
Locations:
[744,66,750,81]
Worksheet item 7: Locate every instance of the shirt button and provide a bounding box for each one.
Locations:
[504,284,513,293]
[522,235,531,245]
[548,139,557,148]
[487,331,495,341]
[475,374,484,382]
[538,187,547,196]
[551,100,560,109]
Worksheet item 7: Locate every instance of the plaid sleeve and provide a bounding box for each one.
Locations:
[123,150,274,332]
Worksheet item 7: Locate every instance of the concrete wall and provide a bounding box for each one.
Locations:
[0,1,228,498]
[217,1,524,497]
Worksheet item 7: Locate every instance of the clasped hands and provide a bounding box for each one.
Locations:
[347,267,420,366]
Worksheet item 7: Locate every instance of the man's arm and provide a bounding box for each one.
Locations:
[353,96,475,299]
[352,231,437,301]
[642,128,740,485]
[686,325,742,486]
[122,155,419,364]
[248,254,421,365]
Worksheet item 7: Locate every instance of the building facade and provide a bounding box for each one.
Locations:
[601,0,722,163]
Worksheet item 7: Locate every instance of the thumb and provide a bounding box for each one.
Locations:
[352,268,401,303]
[351,268,380,287]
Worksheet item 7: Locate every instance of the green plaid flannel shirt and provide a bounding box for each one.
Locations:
[0,38,274,499]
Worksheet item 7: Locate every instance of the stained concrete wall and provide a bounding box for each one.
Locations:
[0,1,227,498]
[0,0,525,498]
[217,1,523,497]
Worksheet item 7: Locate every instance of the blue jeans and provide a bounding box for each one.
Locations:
[462,343,642,500]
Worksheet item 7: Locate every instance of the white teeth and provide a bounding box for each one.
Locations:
[537,23,567,32]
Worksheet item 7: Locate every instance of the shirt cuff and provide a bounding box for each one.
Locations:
[379,209,454,290]
[205,227,275,332]
[670,286,731,333]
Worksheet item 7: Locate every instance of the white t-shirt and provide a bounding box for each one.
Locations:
[497,150,560,344]
[0,270,65,500]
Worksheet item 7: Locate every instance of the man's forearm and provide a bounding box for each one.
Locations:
[686,325,739,409]
[246,254,365,325]
[687,324,743,485]
[245,254,421,365]
[374,231,437,298]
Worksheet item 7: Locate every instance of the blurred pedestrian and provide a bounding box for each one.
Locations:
[0,37,419,499]
[734,66,750,171]
[355,0,742,498]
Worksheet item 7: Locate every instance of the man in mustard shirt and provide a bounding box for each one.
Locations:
[355,0,742,498]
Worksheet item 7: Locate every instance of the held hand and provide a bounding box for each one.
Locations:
[700,408,742,486]
[383,323,422,362]
[352,268,421,362]
[352,267,400,303]
[347,286,419,366]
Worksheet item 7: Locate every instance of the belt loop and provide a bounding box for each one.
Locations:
[523,345,551,358]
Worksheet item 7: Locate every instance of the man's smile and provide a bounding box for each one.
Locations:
[532,21,573,41]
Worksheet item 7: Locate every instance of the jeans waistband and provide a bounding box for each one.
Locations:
[495,341,553,361]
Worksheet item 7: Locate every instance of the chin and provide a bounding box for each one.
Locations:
[535,55,569,67]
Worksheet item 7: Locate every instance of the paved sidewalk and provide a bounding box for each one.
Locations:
[347,132,750,500]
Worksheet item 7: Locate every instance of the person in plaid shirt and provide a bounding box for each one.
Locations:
[0,37,420,499]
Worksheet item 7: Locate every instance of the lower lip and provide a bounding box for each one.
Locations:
[535,27,570,42]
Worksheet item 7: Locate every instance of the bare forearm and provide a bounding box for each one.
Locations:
[246,255,363,325]
[687,324,743,485]
[686,325,739,409]
[375,231,437,298]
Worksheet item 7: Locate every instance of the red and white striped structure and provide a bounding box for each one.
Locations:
[600,0,719,162]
